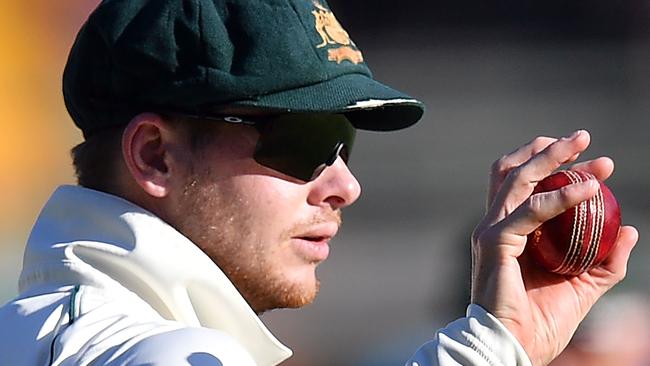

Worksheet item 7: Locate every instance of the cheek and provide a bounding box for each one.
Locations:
[240,176,307,225]
[224,175,308,249]
[242,178,329,265]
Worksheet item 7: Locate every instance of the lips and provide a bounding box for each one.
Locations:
[291,223,338,262]
[296,224,338,242]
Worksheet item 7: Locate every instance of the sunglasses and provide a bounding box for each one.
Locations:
[181,113,356,182]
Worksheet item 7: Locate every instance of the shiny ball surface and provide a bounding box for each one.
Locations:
[526,170,621,275]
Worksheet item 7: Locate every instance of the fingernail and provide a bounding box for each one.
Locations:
[569,130,583,140]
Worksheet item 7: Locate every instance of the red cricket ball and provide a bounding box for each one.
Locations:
[526,170,621,275]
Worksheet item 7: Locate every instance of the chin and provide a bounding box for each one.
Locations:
[278,266,321,307]
[251,268,321,313]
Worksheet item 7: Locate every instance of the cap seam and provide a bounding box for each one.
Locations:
[288,0,329,78]
[196,0,208,87]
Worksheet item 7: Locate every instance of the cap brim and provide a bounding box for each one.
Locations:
[230,73,425,131]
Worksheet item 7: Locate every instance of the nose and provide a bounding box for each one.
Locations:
[307,156,362,210]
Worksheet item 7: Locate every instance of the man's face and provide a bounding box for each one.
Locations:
[167,121,361,313]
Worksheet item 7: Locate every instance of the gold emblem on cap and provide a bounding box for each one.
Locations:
[327,47,363,64]
[312,1,364,65]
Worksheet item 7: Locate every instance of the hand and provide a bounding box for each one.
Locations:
[470,130,639,366]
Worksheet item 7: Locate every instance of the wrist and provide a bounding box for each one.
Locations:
[466,304,533,366]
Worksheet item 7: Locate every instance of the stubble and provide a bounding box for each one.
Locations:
[173,169,336,313]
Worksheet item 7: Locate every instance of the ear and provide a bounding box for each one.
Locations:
[121,113,183,198]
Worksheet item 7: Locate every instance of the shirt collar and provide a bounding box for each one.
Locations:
[20,185,292,366]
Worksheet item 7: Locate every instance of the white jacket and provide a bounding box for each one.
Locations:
[0,186,531,366]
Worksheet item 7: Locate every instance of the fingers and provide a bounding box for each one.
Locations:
[485,130,591,225]
[523,131,591,180]
[488,179,600,255]
[570,157,614,181]
[488,136,557,208]
[595,225,639,280]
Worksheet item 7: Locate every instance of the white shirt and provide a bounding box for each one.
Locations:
[0,185,531,365]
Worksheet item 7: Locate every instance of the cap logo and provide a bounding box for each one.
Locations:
[312,1,364,64]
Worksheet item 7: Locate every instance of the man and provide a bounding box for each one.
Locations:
[0,0,638,365]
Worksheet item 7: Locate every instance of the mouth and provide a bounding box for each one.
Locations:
[291,224,338,262]
[295,234,332,243]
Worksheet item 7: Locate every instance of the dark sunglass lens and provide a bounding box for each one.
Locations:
[253,114,355,181]
[325,143,345,166]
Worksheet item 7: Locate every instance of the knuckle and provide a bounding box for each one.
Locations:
[473,227,499,247]
[527,136,555,155]
[558,185,575,206]
[508,165,525,182]
[531,136,552,148]
[491,155,511,176]
[524,195,545,221]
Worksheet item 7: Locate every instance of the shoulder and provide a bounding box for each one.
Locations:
[101,327,257,366]
[58,287,258,366]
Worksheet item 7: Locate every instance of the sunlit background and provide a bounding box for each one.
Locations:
[2,1,650,365]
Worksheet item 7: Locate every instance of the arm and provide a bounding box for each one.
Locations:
[407,304,531,366]
[408,130,638,366]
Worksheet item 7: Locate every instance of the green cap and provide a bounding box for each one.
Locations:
[63,0,425,138]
